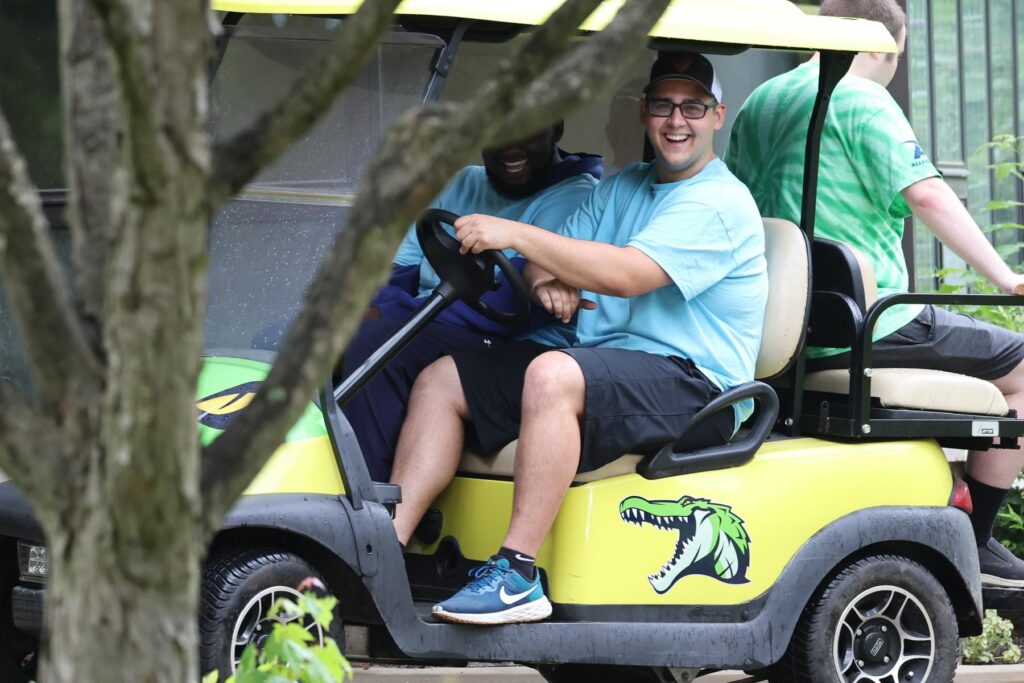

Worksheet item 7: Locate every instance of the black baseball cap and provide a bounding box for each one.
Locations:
[643,52,723,101]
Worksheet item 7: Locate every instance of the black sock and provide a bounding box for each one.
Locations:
[965,474,1010,545]
[497,546,536,580]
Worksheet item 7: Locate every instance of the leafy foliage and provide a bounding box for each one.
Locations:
[962,610,1022,664]
[936,134,1024,331]
[995,487,1024,558]
[204,592,351,683]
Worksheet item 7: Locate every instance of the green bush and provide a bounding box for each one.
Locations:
[203,591,352,683]
[995,486,1024,558]
[962,609,1022,664]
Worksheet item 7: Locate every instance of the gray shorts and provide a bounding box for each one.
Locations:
[451,343,731,473]
[807,305,1024,380]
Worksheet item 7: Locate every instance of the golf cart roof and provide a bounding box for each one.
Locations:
[211,0,897,54]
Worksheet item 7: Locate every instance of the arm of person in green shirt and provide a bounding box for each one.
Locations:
[453,213,671,298]
[903,176,1024,295]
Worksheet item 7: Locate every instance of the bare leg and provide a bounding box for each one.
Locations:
[502,352,586,557]
[967,357,1024,487]
[390,357,470,545]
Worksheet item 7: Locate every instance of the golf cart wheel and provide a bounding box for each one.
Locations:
[199,547,342,678]
[777,554,958,683]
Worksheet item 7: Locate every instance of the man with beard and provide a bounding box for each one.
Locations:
[342,123,602,481]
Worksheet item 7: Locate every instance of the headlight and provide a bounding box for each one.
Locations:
[17,541,48,583]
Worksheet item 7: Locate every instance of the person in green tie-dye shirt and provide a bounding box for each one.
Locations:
[727,0,1024,590]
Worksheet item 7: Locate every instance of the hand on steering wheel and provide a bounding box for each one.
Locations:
[415,209,530,327]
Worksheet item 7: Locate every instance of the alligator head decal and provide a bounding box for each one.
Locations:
[619,495,750,593]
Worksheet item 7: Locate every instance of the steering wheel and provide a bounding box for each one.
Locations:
[416,209,529,327]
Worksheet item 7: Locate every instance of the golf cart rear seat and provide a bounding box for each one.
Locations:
[457,217,807,482]
[799,238,1024,446]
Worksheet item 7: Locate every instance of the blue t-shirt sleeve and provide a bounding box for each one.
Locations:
[526,178,597,232]
[557,178,612,240]
[392,224,423,267]
[627,200,738,301]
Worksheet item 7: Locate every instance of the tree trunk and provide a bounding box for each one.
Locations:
[41,498,202,683]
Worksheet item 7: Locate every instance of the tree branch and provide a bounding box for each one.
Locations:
[209,0,403,207]
[200,0,670,525]
[79,0,169,201]
[59,0,126,324]
[0,381,63,508]
[0,110,100,410]
[494,0,672,146]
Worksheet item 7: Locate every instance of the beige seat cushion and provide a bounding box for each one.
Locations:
[459,441,642,482]
[805,367,1008,416]
[756,218,809,379]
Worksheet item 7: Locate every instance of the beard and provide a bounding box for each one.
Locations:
[484,164,547,200]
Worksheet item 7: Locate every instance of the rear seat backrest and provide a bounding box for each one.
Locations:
[756,218,811,380]
[811,238,879,312]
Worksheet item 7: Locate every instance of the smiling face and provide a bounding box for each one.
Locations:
[482,124,563,199]
[642,79,725,183]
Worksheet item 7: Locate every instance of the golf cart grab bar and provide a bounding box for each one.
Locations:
[846,292,1024,431]
[637,381,779,480]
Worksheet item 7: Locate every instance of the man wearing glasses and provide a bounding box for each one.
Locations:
[387,52,768,625]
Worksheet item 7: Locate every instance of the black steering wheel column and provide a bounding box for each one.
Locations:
[334,209,530,405]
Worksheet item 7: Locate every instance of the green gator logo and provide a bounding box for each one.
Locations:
[619,495,750,593]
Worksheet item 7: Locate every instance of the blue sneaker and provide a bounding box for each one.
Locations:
[432,557,552,625]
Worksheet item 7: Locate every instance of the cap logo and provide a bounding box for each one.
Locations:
[671,55,694,72]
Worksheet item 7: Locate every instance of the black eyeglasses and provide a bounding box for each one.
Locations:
[645,99,717,119]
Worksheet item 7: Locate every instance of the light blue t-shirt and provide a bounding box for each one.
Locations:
[560,159,768,425]
[393,165,598,346]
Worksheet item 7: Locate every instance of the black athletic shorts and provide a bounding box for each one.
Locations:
[450,341,733,473]
[807,305,1024,380]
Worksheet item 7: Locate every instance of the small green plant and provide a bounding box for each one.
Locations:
[936,133,1024,331]
[995,485,1024,558]
[203,590,352,683]
[962,609,1022,664]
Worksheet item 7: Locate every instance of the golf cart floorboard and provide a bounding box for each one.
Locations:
[983,586,1024,612]
[412,600,574,624]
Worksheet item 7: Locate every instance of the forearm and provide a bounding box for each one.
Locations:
[906,177,1018,291]
[514,226,638,296]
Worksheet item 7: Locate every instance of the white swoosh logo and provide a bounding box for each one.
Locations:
[499,586,535,605]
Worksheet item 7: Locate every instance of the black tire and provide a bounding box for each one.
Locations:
[199,547,343,679]
[776,554,958,683]
[0,546,36,683]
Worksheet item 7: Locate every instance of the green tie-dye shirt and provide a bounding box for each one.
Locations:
[725,61,939,358]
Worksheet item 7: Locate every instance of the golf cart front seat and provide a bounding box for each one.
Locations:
[458,217,808,482]
[799,238,1024,446]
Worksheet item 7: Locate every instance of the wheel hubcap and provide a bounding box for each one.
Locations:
[833,585,934,683]
[230,586,326,673]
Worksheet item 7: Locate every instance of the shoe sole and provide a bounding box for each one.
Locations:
[981,573,1024,589]
[432,596,553,625]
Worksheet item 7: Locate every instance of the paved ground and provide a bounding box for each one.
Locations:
[351,663,1024,682]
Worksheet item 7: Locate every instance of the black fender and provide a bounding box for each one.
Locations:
[216,492,389,578]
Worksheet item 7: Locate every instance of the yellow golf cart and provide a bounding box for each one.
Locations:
[2,2,1018,682]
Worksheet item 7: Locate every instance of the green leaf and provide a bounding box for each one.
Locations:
[985,199,1024,211]
[298,592,338,630]
[203,671,221,683]
[313,638,352,681]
